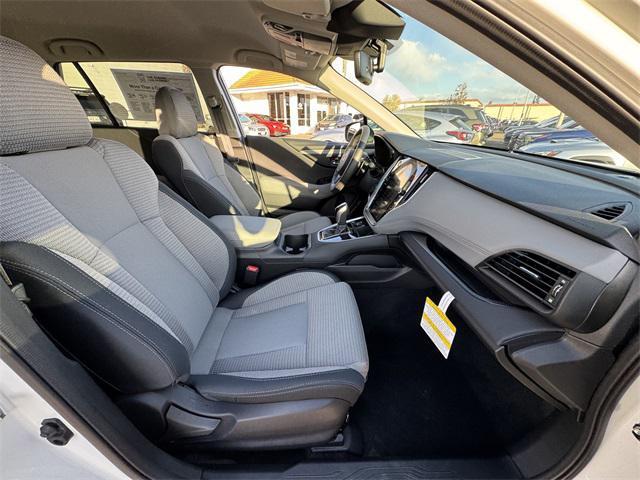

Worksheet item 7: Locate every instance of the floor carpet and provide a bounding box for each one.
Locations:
[349,286,557,459]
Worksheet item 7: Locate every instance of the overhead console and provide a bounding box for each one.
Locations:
[260,0,405,75]
[263,21,334,56]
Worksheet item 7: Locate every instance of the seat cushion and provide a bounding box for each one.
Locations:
[191,271,368,381]
[279,211,332,235]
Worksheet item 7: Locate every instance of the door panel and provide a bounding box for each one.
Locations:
[244,136,345,214]
[246,136,344,183]
[280,138,346,169]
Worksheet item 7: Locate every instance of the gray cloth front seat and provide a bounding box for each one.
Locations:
[152,86,331,235]
[0,35,368,449]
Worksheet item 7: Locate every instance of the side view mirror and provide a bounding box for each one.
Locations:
[345,120,363,142]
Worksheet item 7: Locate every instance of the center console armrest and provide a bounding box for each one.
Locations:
[209,215,281,249]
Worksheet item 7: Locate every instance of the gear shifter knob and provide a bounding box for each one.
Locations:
[335,202,349,228]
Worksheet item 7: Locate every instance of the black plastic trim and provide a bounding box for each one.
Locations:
[0,282,201,479]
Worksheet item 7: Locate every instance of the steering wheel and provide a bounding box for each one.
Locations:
[331,125,371,192]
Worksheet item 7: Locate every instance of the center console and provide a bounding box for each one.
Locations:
[317,216,375,242]
[216,157,432,287]
[227,203,406,285]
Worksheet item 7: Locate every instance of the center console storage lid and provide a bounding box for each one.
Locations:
[209,215,281,249]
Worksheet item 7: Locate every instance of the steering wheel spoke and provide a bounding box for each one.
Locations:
[331,125,371,192]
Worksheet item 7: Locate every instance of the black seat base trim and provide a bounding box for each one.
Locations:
[118,383,352,450]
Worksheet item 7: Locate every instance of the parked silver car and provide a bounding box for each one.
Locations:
[519,139,634,169]
[396,110,474,143]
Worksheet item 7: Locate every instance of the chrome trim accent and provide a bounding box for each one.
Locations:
[317,217,378,243]
[363,157,429,226]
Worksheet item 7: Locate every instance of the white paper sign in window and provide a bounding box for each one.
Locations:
[111,69,204,123]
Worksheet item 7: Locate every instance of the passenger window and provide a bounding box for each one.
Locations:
[219,66,365,143]
[60,62,213,131]
[59,63,112,125]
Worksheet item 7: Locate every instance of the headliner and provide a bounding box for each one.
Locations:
[0,0,344,79]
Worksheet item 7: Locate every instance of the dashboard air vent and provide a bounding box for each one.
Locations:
[484,251,575,307]
[588,203,627,221]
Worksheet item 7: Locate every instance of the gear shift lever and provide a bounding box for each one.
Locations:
[335,202,349,233]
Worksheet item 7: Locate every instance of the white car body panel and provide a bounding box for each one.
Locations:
[575,376,640,480]
[0,360,127,480]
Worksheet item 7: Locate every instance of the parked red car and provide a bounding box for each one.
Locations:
[246,113,290,136]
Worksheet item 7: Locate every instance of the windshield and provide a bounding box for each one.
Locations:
[322,114,348,122]
[332,12,638,172]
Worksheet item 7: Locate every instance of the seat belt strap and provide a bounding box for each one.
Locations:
[0,262,32,307]
[0,262,12,286]
[206,94,234,157]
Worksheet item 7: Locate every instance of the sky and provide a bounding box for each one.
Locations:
[360,15,533,104]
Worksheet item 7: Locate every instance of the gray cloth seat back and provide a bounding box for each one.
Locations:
[152,87,332,236]
[153,86,263,217]
[0,35,234,392]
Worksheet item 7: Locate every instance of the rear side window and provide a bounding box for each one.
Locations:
[60,62,213,131]
[425,119,442,131]
[449,108,468,118]
[451,117,473,131]
[59,63,111,125]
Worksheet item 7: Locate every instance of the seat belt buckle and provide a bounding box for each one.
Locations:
[244,265,260,286]
[11,283,30,304]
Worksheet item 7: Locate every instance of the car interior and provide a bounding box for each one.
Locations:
[0,1,638,479]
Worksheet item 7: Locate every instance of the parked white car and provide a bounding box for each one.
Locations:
[395,110,474,143]
[239,113,269,136]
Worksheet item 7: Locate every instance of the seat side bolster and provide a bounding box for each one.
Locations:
[158,183,237,298]
[152,137,195,204]
[0,242,190,393]
[182,170,241,217]
[154,136,238,216]
[187,369,365,405]
[223,162,263,216]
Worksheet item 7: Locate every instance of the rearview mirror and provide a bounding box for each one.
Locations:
[354,50,373,85]
[354,39,387,85]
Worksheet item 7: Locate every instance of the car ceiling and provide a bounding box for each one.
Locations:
[0,0,350,77]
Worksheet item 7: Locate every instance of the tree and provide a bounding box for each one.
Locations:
[382,94,401,112]
[447,82,469,104]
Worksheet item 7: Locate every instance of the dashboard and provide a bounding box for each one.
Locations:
[364,132,639,413]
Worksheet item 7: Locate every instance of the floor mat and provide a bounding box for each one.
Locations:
[350,287,556,459]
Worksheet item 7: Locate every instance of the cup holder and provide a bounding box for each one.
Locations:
[282,234,309,255]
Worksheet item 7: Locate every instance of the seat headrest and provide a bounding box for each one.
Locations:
[0,36,92,156]
[155,86,198,139]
